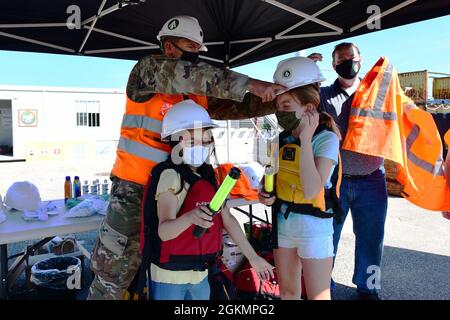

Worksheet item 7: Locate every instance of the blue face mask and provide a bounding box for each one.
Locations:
[182,145,210,167]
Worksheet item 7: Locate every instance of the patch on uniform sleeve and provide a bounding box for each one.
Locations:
[282,147,296,161]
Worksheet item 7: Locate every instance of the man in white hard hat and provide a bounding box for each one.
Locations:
[87,15,283,300]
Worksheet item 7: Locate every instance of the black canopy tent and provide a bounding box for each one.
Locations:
[0,0,449,67]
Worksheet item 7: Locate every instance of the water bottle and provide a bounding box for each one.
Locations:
[90,180,98,195]
[101,179,109,195]
[82,180,90,196]
[73,176,81,198]
[64,176,72,203]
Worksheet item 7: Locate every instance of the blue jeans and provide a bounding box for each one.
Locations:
[332,168,388,293]
[151,276,210,300]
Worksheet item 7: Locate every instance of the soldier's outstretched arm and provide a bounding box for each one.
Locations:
[126,55,284,103]
[207,93,276,120]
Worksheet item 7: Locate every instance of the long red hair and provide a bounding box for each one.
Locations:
[288,84,342,140]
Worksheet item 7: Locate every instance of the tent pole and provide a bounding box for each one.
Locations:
[85,26,157,46]
[0,31,75,53]
[261,0,343,33]
[229,39,271,64]
[275,0,342,38]
[199,56,224,64]
[82,3,128,26]
[230,38,272,44]
[79,0,108,53]
[277,31,341,40]
[0,23,67,29]
[84,46,158,54]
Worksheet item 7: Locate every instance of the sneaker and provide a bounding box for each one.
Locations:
[357,291,381,300]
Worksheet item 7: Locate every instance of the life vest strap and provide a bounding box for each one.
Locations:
[278,200,333,220]
[275,187,342,221]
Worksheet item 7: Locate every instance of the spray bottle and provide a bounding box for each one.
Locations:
[73,176,81,198]
[64,176,72,203]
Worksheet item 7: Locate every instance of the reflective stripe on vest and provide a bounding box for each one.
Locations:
[112,93,208,185]
[121,115,162,134]
[406,125,444,177]
[117,137,169,163]
[350,63,397,120]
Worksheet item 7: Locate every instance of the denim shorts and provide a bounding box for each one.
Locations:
[152,275,210,300]
[277,204,334,259]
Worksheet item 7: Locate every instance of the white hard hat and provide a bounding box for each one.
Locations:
[273,57,326,94]
[161,99,218,141]
[4,181,41,212]
[240,162,265,190]
[157,16,207,52]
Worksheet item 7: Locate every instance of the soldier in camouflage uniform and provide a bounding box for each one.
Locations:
[87,15,282,300]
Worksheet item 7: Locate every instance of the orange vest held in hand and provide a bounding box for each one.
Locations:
[112,93,208,185]
[343,57,450,211]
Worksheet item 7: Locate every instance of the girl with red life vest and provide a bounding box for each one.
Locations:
[259,57,342,300]
[140,100,274,300]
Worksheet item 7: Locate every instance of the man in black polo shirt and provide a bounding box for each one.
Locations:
[314,43,388,300]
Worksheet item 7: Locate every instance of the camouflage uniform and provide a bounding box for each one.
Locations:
[87,55,276,300]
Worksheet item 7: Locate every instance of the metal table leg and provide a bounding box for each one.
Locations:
[249,204,253,242]
[1,244,8,299]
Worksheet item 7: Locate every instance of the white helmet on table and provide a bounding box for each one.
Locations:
[157,15,207,52]
[4,181,41,212]
[273,56,326,94]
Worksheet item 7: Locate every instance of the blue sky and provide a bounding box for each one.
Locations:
[0,15,449,94]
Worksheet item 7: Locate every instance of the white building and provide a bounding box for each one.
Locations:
[0,85,125,161]
[0,84,277,164]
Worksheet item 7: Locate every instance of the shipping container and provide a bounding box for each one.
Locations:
[398,70,428,104]
[433,77,450,100]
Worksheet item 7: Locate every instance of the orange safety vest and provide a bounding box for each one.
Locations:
[112,93,208,185]
[343,57,450,211]
[445,130,450,150]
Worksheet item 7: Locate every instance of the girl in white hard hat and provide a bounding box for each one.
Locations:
[259,57,341,300]
[139,99,274,300]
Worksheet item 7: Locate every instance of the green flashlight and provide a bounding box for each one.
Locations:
[264,165,275,195]
[193,166,241,238]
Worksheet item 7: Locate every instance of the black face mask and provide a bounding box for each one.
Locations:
[172,42,200,64]
[335,59,360,80]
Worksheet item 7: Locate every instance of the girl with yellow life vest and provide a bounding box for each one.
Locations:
[139,100,274,300]
[259,57,342,300]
